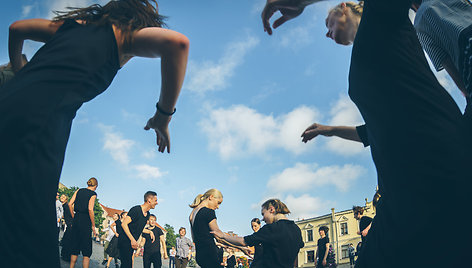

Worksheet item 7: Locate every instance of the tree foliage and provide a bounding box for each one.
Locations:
[164,223,177,251]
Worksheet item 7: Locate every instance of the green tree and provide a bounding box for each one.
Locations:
[164,224,177,252]
[58,186,105,232]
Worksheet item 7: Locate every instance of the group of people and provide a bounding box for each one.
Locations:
[1,0,471,267]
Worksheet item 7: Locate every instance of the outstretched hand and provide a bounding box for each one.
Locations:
[261,0,306,35]
[301,123,333,143]
[210,229,225,240]
[144,112,172,153]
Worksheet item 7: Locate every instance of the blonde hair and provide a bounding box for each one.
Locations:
[87,177,98,187]
[189,189,223,208]
[261,199,291,215]
[329,1,364,17]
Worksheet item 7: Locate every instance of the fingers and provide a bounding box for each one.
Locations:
[273,15,289,29]
[261,4,276,35]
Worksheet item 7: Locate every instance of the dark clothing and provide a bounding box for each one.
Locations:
[144,251,162,268]
[143,227,164,254]
[119,205,150,268]
[244,219,304,268]
[115,219,124,237]
[349,0,471,267]
[0,18,119,268]
[70,188,97,257]
[250,243,263,268]
[175,257,189,268]
[226,255,236,268]
[105,235,120,258]
[358,216,372,244]
[62,202,73,227]
[316,236,329,267]
[191,207,220,268]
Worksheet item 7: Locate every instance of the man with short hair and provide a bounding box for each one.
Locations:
[175,227,193,268]
[142,214,168,268]
[119,191,159,268]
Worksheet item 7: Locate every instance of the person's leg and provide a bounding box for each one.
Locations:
[70,255,78,268]
[119,245,133,268]
[143,252,151,268]
[103,241,110,264]
[106,257,113,268]
[175,258,181,268]
[82,256,90,268]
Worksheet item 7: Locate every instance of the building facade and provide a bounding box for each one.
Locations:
[295,198,376,267]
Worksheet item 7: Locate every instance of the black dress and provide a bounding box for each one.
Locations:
[60,202,74,260]
[0,19,119,268]
[348,0,471,267]
[105,220,121,259]
[191,207,220,268]
[70,188,97,257]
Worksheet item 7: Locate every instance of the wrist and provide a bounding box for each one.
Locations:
[156,102,176,116]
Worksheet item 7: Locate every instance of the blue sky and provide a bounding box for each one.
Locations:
[1,0,465,236]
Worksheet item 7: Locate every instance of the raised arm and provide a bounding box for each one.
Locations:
[301,123,363,143]
[130,27,189,153]
[261,0,324,35]
[88,195,97,235]
[8,19,63,72]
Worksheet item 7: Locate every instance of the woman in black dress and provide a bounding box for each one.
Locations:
[249,218,263,268]
[189,189,225,268]
[68,177,98,268]
[0,1,188,267]
[105,212,123,268]
[262,0,471,267]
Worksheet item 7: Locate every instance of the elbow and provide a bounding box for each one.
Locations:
[164,33,189,55]
[9,21,26,37]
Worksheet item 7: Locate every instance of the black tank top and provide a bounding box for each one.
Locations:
[74,188,96,214]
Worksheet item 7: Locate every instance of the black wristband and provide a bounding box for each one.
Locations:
[156,102,176,116]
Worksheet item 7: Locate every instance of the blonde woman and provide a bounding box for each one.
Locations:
[212,199,304,268]
[68,177,99,268]
[189,189,225,268]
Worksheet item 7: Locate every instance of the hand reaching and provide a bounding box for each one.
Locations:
[262,0,306,35]
[144,112,172,153]
[301,123,333,143]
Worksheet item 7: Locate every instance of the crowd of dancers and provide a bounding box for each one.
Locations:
[1,0,471,267]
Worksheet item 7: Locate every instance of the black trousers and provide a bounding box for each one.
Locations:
[119,244,134,268]
[144,251,162,268]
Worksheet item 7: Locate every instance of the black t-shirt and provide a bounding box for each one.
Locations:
[317,236,329,261]
[191,207,217,247]
[143,226,164,254]
[244,219,304,268]
[115,219,123,237]
[119,205,150,246]
[226,255,236,267]
[250,242,263,268]
[359,216,372,243]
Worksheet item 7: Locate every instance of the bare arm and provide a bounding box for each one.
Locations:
[88,195,97,234]
[8,19,63,72]
[130,27,189,153]
[122,216,138,249]
[323,242,330,263]
[160,236,168,258]
[301,123,362,143]
[111,222,118,236]
[68,190,79,219]
[442,55,467,96]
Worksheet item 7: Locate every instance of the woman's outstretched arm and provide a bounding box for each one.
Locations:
[130,27,189,153]
[8,19,62,72]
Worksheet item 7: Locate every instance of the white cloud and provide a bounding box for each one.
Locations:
[268,162,365,193]
[142,149,157,160]
[325,95,366,156]
[199,105,320,159]
[251,0,266,14]
[285,194,331,220]
[21,5,34,18]
[99,124,135,165]
[186,35,259,94]
[279,26,313,49]
[133,164,167,180]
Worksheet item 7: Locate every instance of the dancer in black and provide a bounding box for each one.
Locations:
[189,189,225,268]
[225,249,236,268]
[105,213,123,268]
[69,178,98,268]
[142,214,168,268]
[60,194,73,262]
[0,1,188,267]
[119,191,158,268]
[249,218,263,268]
[315,226,329,268]
[262,0,471,267]
[212,199,304,268]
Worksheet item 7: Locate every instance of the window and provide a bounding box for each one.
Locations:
[307,250,315,263]
[340,222,348,235]
[341,245,349,259]
[307,229,313,242]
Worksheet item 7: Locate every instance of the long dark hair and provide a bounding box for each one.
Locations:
[53,0,166,52]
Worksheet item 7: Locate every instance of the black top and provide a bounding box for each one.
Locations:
[226,255,236,267]
[143,227,164,254]
[115,219,123,237]
[359,216,372,243]
[191,207,220,266]
[244,219,304,268]
[62,202,73,227]
[74,188,96,214]
[317,236,329,261]
[119,205,150,246]
[250,242,263,268]
[347,0,471,266]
